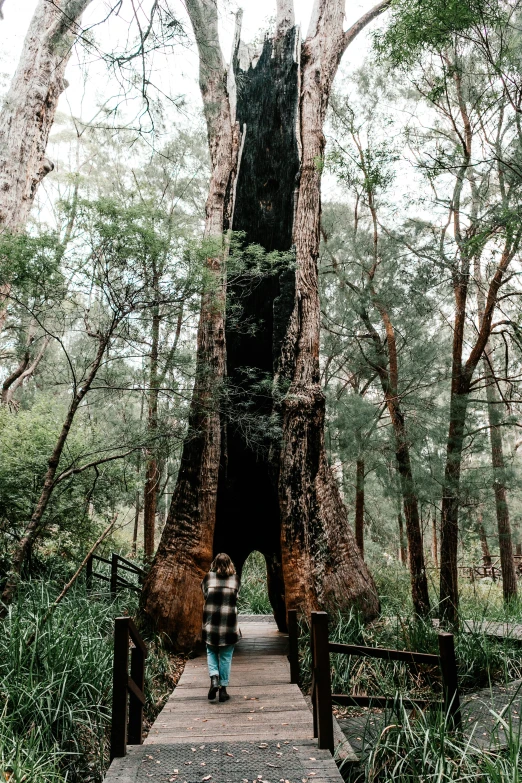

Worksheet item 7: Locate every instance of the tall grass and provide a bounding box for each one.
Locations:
[0,581,182,783]
[238,551,272,614]
[341,701,522,782]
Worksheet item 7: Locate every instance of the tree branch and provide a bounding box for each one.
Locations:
[53,448,137,486]
[342,0,392,53]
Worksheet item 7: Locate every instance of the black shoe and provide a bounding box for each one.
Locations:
[208,675,219,700]
[219,686,230,702]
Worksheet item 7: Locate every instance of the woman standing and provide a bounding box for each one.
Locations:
[201,553,240,702]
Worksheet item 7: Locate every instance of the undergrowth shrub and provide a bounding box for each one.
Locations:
[238,551,272,614]
[0,581,183,783]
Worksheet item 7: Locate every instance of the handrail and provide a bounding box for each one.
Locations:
[86,552,145,597]
[311,611,461,753]
[287,609,300,684]
[110,616,148,759]
[328,642,439,665]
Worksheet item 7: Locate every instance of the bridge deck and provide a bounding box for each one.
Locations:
[104,616,346,782]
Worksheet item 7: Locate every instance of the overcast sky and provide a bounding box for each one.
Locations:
[1,0,379,126]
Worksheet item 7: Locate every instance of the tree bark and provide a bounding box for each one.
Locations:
[355,458,365,557]
[142,0,387,647]
[140,0,240,649]
[0,0,92,329]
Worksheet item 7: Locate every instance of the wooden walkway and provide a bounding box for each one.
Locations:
[105,617,348,783]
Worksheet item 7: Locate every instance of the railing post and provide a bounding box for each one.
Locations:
[287,609,299,685]
[311,618,317,739]
[311,611,334,753]
[86,554,93,592]
[128,642,145,745]
[111,553,119,600]
[438,632,461,731]
[111,618,129,759]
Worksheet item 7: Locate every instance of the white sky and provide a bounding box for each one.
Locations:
[0,0,380,128]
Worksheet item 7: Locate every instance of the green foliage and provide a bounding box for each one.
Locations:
[237,551,272,615]
[375,0,501,65]
[0,582,182,783]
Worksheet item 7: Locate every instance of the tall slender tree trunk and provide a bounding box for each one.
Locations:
[477,512,491,566]
[0,0,93,328]
[432,514,439,570]
[475,256,517,600]
[131,491,140,559]
[143,298,160,563]
[355,458,365,557]
[484,354,517,599]
[398,511,407,564]
[142,0,388,648]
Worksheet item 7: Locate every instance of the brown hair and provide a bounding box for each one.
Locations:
[210,553,236,577]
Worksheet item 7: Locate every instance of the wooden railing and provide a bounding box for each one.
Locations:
[287,609,300,684]
[86,552,145,599]
[110,616,147,759]
[460,551,522,582]
[310,611,461,753]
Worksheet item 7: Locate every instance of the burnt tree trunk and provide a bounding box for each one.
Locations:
[141,0,387,648]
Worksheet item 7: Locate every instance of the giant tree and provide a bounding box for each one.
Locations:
[141,0,388,648]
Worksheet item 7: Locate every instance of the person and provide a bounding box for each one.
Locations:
[201,553,240,702]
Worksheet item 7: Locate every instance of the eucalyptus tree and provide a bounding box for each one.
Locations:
[380,0,522,622]
[0,0,94,331]
[142,0,392,647]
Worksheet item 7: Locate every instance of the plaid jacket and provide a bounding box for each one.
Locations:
[201,572,240,647]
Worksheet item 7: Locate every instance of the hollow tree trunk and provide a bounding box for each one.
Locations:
[355,458,365,557]
[141,0,386,648]
[0,0,93,328]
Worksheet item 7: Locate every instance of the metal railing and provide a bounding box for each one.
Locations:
[310,611,461,753]
[110,616,148,759]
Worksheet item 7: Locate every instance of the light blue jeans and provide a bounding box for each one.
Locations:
[206,643,235,686]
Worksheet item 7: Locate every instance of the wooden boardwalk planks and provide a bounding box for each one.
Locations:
[104,616,349,782]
